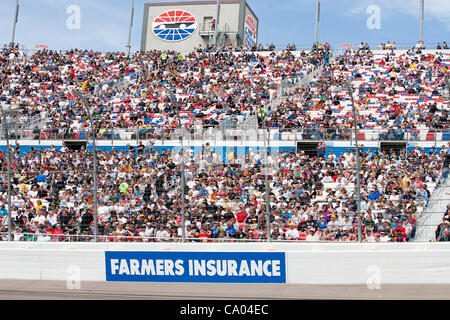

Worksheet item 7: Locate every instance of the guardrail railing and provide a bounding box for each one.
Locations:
[1,232,438,243]
[2,127,449,145]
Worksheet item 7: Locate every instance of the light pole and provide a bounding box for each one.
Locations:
[0,62,12,241]
[11,0,19,46]
[177,107,186,243]
[419,0,424,45]
[76,91,98,242]
[0,102,12,242]
[165,86,186,243]
[346,81,362,243]
[263,113,271,242]
[126,0,134,56]
[314,0,320,47]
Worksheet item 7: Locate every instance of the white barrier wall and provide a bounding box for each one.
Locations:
[1,242,450,285]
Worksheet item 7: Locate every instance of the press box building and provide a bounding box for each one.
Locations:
[140,0,259,54]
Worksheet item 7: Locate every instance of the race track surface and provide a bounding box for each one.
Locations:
[0,280,449,299]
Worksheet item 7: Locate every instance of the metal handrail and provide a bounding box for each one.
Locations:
[6,127,450,144]
[0,232,426,243]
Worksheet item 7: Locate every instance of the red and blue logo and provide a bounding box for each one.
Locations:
[152,10,197,42]
[244,15,257,47]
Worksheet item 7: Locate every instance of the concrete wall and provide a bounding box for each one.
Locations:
[1,242,449,285]
[0,141,443,165]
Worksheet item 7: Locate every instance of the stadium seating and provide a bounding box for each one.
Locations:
[0,43,449,243]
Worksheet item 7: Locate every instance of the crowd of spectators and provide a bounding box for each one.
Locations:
[435,204,450,241]
[197,43,289,54]
[0,41,449,243]
[1,43,326,141]
[378,42,397,50]
[268,46,449,138]
[0,141,445,242]
[196,43,275,53]
[3,42,447,142]
[437,42,449,50]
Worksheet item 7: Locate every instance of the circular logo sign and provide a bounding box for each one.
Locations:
[152,10,197,42]
[244,15,257,47]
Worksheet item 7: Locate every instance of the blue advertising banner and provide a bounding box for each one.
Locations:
[105,251,286,283]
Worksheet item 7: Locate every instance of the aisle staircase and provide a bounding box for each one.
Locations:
[413,174,450,242]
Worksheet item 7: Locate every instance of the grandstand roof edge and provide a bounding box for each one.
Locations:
[243,0,258,25]
[145,0,245,6]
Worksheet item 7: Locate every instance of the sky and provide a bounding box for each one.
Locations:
[0,0,449,53]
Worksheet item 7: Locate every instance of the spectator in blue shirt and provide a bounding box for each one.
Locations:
[415,186,428,200]
[211,222,221,238]
[294,185,304,197]
[366,148,374,160]
[317,216,328,231]
[0,204,7,217]
[368,189,381,201]
[198,186,209,197]
[282,210,292,222]
[391,216,399,230]
[224,222,236,238]
[401,191,414,201]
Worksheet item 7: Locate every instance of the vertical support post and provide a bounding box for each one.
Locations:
[314,0,320,46]
[0,62,12,241]
[0,104,12,241]
[264,121,271,242]
[419,0,424,44]
[212,0,220,49]
[446,75,450,103]
[167,87,186,243]
[180,131,186,242]
[11,0,19,45]
[79,93,98,242]
[346,81,362,243]
[126,0,134,56]
[92,130,98,242]
[434,127,437,148]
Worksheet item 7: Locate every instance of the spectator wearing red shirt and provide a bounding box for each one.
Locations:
[236,207,248,223]
[298,229,307,241]
[393,220,406,236]
[44,223,54,235]
[198,225,211,241]
[52,224,65,241]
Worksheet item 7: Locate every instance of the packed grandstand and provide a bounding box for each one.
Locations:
[0,41,449,243]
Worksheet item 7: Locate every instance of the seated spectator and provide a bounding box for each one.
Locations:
[285,223,300,240]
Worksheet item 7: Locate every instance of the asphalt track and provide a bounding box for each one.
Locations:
[0,280,449,299]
